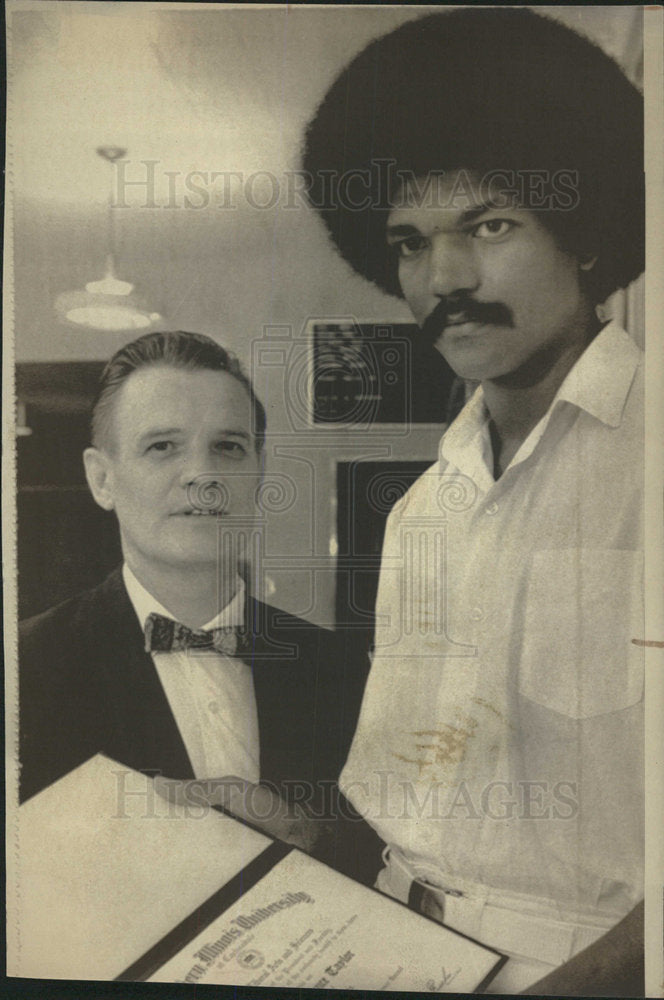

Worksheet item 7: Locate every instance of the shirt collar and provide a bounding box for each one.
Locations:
[122,564,246,632]
[554,320,641,428]
[440,321,641,483]
[440,388,495,490]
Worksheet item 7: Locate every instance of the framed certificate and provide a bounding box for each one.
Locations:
[12,756,504,992]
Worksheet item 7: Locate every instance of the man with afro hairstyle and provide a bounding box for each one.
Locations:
[304,8,645,994]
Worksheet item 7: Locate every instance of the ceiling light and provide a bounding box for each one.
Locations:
[55,146,162,332]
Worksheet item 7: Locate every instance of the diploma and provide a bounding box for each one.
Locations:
[136,849,503,992]
[11,755,504,991]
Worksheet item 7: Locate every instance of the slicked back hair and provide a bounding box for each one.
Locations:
[302,8,644,306]
[90,330,266,454]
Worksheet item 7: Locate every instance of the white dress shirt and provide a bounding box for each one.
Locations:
[341,322,644,928]
[123,565,260,782]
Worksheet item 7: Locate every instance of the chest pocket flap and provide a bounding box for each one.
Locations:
[518,548,644,719]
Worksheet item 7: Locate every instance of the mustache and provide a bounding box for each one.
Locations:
[419,295,514,347]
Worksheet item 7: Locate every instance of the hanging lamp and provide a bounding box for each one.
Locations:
[55,146,162,331]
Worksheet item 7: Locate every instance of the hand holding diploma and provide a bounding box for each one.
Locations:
[13,757,503,990]
[154,773,327,854]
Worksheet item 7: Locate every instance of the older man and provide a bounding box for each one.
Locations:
[19,330,379,879]
[303,8,645,993]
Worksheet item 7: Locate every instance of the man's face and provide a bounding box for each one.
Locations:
[87,365,261,579]
[386,171,592,383]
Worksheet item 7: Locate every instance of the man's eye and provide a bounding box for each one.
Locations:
[147,441,174,454]
[392,234,428,258]
[471,219,516,241]
[215,440,247,459]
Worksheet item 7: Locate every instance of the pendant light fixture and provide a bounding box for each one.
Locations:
[55,146,162,331]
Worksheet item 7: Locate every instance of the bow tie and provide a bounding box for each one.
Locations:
[144,612,248,657]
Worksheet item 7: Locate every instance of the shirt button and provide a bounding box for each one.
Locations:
[485,501,499,515]
[208,701,220,715]
[471,607,483,621]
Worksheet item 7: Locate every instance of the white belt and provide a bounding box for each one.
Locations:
[380,846,614,968]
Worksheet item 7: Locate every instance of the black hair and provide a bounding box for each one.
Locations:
[302,8,644,306]
[91,330,266,453]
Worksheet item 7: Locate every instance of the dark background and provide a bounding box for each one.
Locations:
[17,363,122,619]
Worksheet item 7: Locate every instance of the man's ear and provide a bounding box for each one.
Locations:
[83,447,115,511]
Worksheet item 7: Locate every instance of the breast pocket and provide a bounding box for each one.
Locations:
[518,549,644,719]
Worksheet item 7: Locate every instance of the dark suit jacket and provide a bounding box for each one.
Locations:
[19,568,384,881]
[19,567,368,800]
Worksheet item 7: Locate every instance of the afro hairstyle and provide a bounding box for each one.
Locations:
[302,7,644,306]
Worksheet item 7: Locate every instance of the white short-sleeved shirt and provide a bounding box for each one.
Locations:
[123,566,260,782]
[340,322,644,923]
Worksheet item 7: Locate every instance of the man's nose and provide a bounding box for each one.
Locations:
[427,233,479,299]
[180,461,231,513]
[178,444,218,487]
[177,447,230,502]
